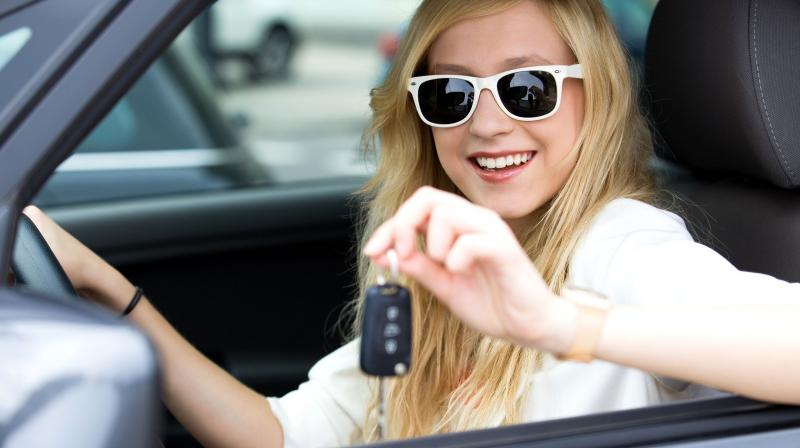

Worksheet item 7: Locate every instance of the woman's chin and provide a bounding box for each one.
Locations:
[482,202,540,221]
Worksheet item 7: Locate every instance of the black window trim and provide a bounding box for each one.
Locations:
[358,396,800,448]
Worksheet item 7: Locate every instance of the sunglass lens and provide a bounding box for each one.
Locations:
[417,78,474,125]
[497,71,557,118]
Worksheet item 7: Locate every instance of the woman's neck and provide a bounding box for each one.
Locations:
[505,210,545,241]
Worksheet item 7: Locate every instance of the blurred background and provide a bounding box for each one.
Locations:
[36,0,659,207]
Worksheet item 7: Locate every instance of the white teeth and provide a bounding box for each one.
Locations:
[474,151,534,169]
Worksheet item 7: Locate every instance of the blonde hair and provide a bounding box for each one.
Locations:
[348,0,657,441]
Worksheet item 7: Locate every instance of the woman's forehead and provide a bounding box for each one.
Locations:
[426,2,573,76]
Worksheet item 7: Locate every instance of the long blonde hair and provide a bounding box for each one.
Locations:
[349,0,657,441]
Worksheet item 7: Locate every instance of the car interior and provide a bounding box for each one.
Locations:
[2,0,800,447]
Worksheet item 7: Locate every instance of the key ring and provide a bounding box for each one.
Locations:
[376,249,400,285]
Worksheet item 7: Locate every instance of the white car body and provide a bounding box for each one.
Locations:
[211,0,294,53]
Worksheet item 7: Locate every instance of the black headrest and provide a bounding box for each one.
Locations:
[645,0,800,189]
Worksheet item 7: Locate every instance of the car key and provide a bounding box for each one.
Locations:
[360,249,412,439]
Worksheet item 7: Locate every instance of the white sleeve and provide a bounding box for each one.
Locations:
[267,339,372,448]
[568,199,800,395]
[569,198,800,308]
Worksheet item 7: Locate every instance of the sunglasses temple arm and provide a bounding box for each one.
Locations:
[566,64,583,79]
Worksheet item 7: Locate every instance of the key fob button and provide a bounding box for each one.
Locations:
[383,323,400,337]
[386,306,399,321]
[385,339,398,354]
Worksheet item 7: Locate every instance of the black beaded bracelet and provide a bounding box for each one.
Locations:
[120,286,144,317]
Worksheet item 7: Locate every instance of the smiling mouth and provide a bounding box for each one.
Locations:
[470,151,535,171]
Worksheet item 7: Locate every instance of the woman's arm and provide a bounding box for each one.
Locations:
[593,303,800,404]
[364,187,800,405]
[25,207,283,448]
[544,294,800,403]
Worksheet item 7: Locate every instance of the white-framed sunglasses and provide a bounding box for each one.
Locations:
[407,64,583,128]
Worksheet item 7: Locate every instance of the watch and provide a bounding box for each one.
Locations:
[555,287,610,363]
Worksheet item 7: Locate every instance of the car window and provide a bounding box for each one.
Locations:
[75,61,214,153]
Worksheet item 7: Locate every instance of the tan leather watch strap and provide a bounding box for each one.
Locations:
[556,288,610,363]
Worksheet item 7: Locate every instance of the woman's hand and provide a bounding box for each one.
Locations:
[22,205,132,311]
[363,187,574,353]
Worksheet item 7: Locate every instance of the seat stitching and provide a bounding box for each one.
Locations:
[752,0,796,184]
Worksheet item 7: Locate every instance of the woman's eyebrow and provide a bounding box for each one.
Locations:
[430,54,555,75]
[430,63,473,75]
[501,54,554,69]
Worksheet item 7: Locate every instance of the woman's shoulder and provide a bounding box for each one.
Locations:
[568,198,694,298]
[586,197,689,239]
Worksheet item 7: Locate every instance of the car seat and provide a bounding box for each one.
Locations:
[645,0,800,282]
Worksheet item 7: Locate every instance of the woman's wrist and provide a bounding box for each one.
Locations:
[79,258,136,312]
[533,294,579,354]
[520,288,612,360]
[515,292,577,353]
[554,288,611,362]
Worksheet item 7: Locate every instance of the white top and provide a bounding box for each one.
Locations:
[267,198,800,447]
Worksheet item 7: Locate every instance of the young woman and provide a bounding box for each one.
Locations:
[24,0,800,446]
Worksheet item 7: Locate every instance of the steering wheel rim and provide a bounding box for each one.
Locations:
[11,213,77,299]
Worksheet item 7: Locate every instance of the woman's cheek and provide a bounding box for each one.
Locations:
[432,129,467,181]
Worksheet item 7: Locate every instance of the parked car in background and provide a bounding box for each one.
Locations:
[200,0,419,83]
[199,0,296,81]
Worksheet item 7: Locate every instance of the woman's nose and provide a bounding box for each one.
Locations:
[468,89,514,138]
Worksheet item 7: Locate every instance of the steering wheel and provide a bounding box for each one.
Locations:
[11,213,77,300]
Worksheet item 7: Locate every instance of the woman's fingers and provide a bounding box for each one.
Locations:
[21,205,91,290]
[22,205,51,237]
[22,205,65,261]
[364,187,509,270]
[364,218,454,301]
[444,233,497,273]
[395,250,453,305]
[425,206,458,263]
[363,218,395,257]
[391,187,479,259]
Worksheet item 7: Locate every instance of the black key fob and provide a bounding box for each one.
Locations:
[360,282,412,376]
